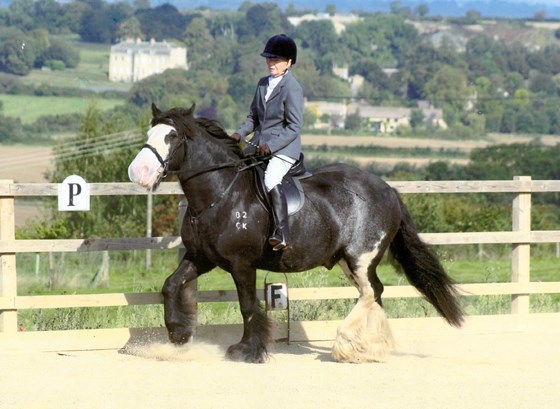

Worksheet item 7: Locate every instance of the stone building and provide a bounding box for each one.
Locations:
[108,38,187,83]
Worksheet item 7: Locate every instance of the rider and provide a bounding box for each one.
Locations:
[229,34,304,251]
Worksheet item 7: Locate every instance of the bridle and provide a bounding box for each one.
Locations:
[141,143,170,179]
[142,131,265,217]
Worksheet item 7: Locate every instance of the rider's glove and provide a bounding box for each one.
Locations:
[256,144,271,156]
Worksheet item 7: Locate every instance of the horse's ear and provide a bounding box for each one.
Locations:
[151,103,161,117]
[188,103,196,115]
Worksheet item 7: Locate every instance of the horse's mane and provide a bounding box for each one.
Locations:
[151,104,243,159]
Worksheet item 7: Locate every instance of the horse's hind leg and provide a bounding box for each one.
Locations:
[332,242,394,363]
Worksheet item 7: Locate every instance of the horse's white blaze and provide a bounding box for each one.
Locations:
[128,124,175,189]
[333,234,395,363]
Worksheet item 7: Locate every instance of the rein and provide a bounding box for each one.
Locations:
[143,138,267,218]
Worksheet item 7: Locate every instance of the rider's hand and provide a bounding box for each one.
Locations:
[256,144,271,156]
[229,133,241,143]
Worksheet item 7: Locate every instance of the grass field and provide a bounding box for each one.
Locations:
[24,39,130,93]
[0,39,129,124]
[0,94,125,124]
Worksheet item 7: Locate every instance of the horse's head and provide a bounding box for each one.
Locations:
[128,103,196,190]
[129,102,243,190]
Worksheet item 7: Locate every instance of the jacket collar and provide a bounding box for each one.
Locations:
[260,70,291,103]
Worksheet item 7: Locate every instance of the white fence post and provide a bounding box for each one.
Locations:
[0,180,18,333]
[511,176,531,314]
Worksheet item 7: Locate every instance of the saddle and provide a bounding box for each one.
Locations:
[253,153,312,216]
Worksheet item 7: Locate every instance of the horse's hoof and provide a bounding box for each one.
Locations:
[168,331,193,345]
[226,342,268,363]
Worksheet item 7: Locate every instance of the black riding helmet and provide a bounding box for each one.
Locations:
[260,34,297,65]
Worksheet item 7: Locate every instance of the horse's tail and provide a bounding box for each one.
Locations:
[389,192,464,327]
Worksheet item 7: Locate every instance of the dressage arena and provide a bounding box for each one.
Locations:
[2,175,560,408]
[1,314,558,409]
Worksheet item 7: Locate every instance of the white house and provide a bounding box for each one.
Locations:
[306,100,447,133]
[109,38,188,83]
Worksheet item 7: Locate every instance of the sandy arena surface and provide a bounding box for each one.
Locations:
[1,315,558,409]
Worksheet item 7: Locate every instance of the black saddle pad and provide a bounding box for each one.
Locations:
[253,156,312,216]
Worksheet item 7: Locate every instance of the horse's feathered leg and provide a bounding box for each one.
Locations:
[332,246,395,363]
[226,267,272,363]
[161,257,200,344]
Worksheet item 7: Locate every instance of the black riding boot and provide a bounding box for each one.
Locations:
[268,185,289,251]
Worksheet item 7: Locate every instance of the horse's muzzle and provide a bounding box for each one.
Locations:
[128,150,165,190]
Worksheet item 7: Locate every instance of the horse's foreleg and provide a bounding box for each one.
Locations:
[368,268,385,307]
[226,268,271,363]
[334,254,394,363]
[162,257,199,344]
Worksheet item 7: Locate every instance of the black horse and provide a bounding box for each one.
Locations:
[128,103,463,363]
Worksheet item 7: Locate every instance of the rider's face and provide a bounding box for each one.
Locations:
[266,57,291,77]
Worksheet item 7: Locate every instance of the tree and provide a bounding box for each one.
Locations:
[183,17,215,70]
[342,14,420,69]
[423,65,470,125]
[529,73,557,95]
[533,10,547,21]
[135,4,190,41]
[464,144,560,184]
[464,9,481,24]
[325,4,336,16]
[398,42,445,100]
[8,0,34,31]
[0,114,23,142]
[414,3,429,17]
[352,59,391,92]
[41,37,80,69]
[472,76,504,132]
[504,43,530,78]
[465,34,506,79]
[46,101,148,239]
[409,109,424,129]
[78,0,131,43]
[116,16,144,41]
[33,0,62,32]
[345,109,362,131]
[238,3,290,41]
[133,0,150,10]
[294,20,339,73]
[0,28,37,75]
[60,1,91,34]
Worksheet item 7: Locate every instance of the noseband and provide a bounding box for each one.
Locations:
[142,143,168,174]
[142,133,187,186]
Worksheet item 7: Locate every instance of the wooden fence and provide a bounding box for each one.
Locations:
[1,176,560,351]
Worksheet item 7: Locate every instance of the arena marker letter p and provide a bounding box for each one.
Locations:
[58,175,90,211]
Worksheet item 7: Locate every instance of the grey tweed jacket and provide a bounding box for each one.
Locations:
[235,70,304,160]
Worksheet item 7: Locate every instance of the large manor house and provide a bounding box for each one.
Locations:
[108,38,187,83]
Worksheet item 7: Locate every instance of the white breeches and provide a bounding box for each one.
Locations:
[264,155,296,191]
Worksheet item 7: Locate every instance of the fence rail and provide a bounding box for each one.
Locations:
[1,177,560,350]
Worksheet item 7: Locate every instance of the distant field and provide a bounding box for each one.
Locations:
[301,133,560,167]
[0,39,130,124]
[25,38,131,93]
[0,94,124,124]
[0,145,53,227]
